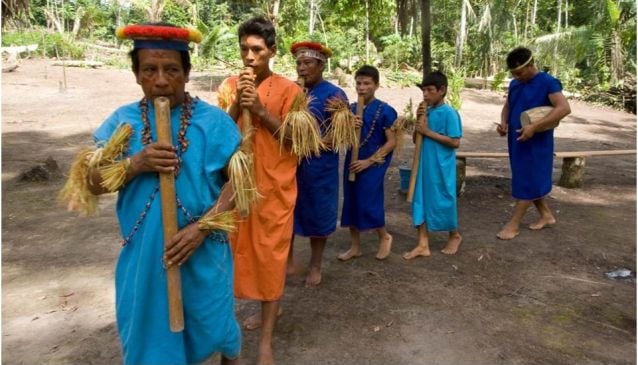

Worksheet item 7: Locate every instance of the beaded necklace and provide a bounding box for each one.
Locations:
[120,93,201,247]
[358,100,385,148]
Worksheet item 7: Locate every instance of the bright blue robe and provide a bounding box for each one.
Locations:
[411,103,462,231]
[294,80,348,237]
[94,99,241,365]
[341,99,397,230]
[507,72,562,200]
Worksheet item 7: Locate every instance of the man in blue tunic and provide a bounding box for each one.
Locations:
[496,47,571,240]
[84,24,242,364]
[288,41,348,287]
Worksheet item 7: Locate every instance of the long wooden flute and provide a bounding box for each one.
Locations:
[406,113,425,203]
[154,96,185,332]
[348,95,365,182]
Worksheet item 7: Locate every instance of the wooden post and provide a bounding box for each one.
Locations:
[348,96,365,182]
[154,97,185,333]
[558,156,586,188]
[406,114,425,202]
[456,156,466,196]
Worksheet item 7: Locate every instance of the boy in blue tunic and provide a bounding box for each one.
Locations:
[495,47,571,240]
[403,71,463,259]
[78,24,241,365]
[288,41,348,287]
[338,65,397,261]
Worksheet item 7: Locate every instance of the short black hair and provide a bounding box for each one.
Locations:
[128,22,191,75]
[355,65,379,84]
[418,70,448,89]
[238,16,276,48]
[506,47,533,70]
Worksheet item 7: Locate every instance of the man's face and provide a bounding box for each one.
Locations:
[355,75,378,100]
[510,63,534,82]
[135,49,188,108]
[240,35,275,75]
[421,85,446,106]
[296,57,324,87]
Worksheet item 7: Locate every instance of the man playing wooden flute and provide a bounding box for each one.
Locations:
[287,40,349,287]
[217,16,303,365]
[60,23,242,365]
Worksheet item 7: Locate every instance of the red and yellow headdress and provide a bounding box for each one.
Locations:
[116,24,202,51]
[290,41,332,63]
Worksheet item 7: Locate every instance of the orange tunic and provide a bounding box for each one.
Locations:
[218,74,302,301]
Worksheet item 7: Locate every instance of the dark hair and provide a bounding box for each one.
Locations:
[238,16,276,48]
[506,47,533,70]
[419,71,448,89]
[355,65,379,84]
[129,49,191,75]
[128,22,191,75]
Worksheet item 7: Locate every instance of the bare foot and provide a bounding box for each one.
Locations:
[337,249,362,261]
[528,216,556,230]
[242,308,283,331]
[257,344,275,365]
[441,234,463,255]
[496,225,519,240]
[304,266,322,287]
[286,260,304,276]
[402,246,431,260]
[375,234,393,260]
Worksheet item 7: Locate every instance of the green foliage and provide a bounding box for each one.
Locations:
[490,71,507,92]
[446,67,465,110]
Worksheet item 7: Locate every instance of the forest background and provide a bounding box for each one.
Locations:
[1,0,636,112]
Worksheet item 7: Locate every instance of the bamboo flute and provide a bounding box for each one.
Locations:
[406,113,425,203]
[348,95,365,182]
[154,96,185,332]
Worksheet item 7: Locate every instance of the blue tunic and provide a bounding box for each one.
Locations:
[294,80,348,237]
[94,99,242,365]
[341,99,397,230]
[507,72,562,200]
[411,103,463,231]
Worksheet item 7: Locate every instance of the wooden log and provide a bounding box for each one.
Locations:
[51,60,103,68]
[154,97,185,332]
[520,106,560,132]
[406,114,425,202]
[348,96,365,182]
[558,156,586,189]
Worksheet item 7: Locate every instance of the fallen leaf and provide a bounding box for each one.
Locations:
[478,255,484,262]
[591,293,601,297]
[31,316,39,321]
[452,265,458,271]
[373,326,381,332]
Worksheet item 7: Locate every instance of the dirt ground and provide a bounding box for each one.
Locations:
[2,59,636,365]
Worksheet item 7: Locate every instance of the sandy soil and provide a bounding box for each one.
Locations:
[2,59,636,365]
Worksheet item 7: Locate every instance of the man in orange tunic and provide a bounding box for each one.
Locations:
[217,17,302,365]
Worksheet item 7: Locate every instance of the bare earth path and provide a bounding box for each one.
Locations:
[2,59,635,365]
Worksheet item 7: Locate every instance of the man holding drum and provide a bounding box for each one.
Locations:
[496,47,571,240]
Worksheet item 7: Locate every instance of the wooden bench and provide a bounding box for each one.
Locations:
[455,150,636,190]
[554,150,635,188]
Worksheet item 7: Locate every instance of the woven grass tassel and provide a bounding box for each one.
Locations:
[58,123,133,215]
[197,210,237,233]
[278,93,324,160]
[325,97,358,154]
[98,158,130,192]
[228,107,259,217]
[58,149,99,215]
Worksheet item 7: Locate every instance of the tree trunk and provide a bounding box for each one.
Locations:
[553,0,562,75]
[44,7,64,34]
[421,0,431,75]
[455,0,467,67]
[71,7,84,39]
[365,0,370,63]
[308,0,315,33]
[271,0,280,27]
[531,0,537,35]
